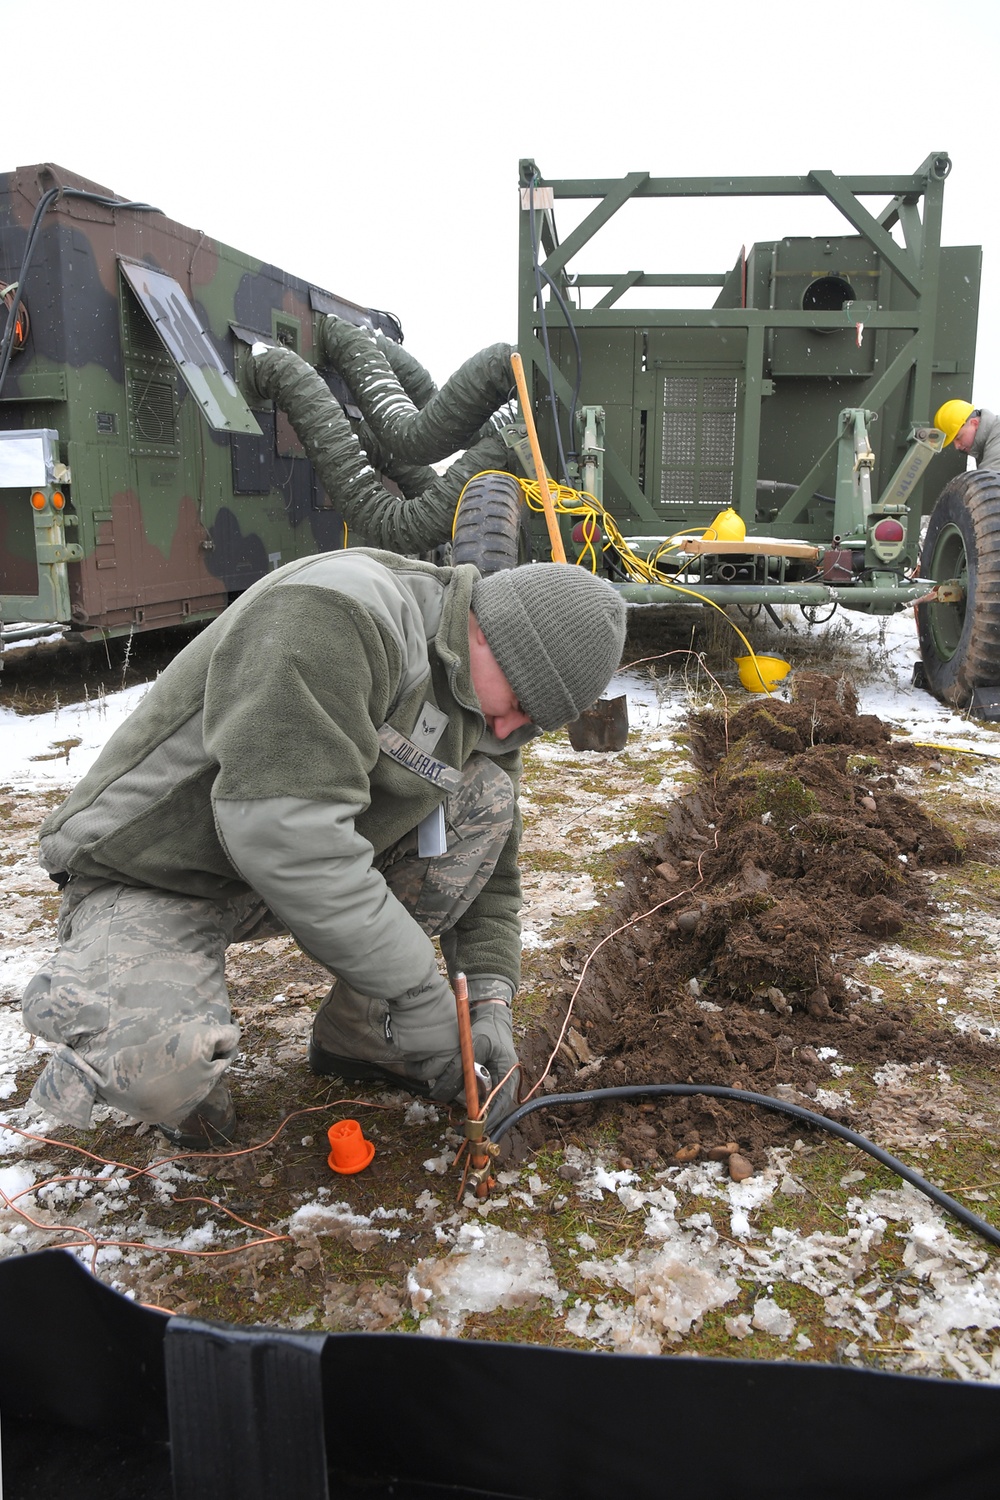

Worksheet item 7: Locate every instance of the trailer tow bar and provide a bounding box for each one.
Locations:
[913,580,965,606]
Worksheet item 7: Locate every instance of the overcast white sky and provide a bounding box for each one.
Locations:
[7,0,1000,408]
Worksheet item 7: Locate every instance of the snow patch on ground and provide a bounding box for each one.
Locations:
[408,1221,563,1337]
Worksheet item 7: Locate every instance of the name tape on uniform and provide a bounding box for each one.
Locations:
[377,723,462,792]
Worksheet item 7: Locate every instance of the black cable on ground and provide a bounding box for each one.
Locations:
[490,1082,1000,1251]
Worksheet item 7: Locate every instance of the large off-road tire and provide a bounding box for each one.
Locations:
[451,472,527,575]
[916,470,1000,706]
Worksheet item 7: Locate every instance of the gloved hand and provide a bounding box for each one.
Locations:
[405,1044,467,1106]
[389,969,520,1123]
[466,975,520,1125]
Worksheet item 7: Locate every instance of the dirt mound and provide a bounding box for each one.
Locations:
[518,674,988,1167]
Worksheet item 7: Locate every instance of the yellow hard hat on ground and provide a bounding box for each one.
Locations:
[933,399,976,446]
[734,654,791,693]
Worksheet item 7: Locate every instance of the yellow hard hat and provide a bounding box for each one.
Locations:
[933,399,976,446]
[704,507,747,541]
[734,654,791,693]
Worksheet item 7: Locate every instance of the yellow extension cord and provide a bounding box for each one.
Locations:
[908,740,1000,757]
[454,470,779,692]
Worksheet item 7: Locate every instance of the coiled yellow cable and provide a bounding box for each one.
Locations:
[453,472,780,691]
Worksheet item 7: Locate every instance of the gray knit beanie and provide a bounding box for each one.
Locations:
[471,565,627,731]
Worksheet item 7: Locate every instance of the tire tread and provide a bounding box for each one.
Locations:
[452,473,525,575]
[917,472,1000,704]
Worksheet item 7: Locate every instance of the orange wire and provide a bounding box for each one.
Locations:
[0,1098,396,1272]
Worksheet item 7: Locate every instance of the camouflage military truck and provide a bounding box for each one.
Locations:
[0,163,411,650]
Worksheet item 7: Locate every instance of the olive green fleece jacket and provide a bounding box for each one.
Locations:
[969,410,1000,471]
[38,550,536,1007]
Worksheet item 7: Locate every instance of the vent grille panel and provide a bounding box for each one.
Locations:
[126,372,178,451]
[659,375,738,508]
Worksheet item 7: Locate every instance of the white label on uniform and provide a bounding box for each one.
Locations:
[417,802,448,858]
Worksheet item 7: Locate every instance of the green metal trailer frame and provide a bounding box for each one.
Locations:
[515,152,980,615]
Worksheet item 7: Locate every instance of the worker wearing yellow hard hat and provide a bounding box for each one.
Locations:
[933,400,1000,470]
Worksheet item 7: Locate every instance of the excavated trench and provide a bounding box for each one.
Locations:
[516,672,995,1167]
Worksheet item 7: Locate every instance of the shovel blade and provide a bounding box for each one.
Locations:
[567,694,629,752]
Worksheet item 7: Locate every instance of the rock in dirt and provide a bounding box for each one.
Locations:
[728,1153,754,1182]
[706,1142,740,1161]
[565,1027,594,1064]
[806,987,834,1020]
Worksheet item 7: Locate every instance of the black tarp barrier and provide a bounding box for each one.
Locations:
[2,1248,1000,1499]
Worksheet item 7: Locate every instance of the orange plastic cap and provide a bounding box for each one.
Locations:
[30,491,46,510]
[326,1118,375,1175]
[51,491,65,509]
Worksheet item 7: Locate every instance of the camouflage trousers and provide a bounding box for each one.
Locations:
[21,755,514,1130]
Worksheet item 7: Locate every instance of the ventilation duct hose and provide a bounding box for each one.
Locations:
[356,333,509,498]
[320,316,515,468]
[352,333,440,499]
[365,454,439,501]
[375,331,512,445]
[376,331,438,409]
[248,345,509,554]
